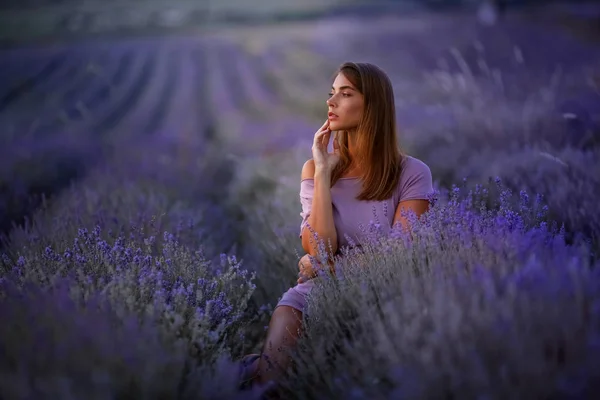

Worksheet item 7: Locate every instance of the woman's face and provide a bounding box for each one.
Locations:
[327,72,364,132]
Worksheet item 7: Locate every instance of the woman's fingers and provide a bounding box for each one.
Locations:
[320,129,332,150]
[313,120,329,139]
[297,271,307,284]
[314,122,329,138]
[319,119,329,130]
[314,128,329,141]
[299,253,311,267]
[298,254,318,279]
[298,255,321,283]
[316,119,328,131]
[297,253,331,284]
[313,130,331,152]
[297,272,311,284]
[313,128,328,147]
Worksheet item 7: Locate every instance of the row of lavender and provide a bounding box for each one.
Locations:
[0,38,216,241]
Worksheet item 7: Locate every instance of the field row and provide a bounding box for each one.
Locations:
[1,37,336,146]
[0,35,337,238]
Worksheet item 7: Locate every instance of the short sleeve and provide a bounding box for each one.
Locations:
[299,179,314,237]
[398,157,434,202]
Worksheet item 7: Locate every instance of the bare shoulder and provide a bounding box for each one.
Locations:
[301,159,315,180]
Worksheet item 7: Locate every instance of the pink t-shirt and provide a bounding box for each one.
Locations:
[299,155,434,249]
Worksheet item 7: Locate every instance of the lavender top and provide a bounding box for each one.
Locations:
[299,155,434,249]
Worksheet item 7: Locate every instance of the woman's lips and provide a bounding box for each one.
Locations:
[328,112,338,119]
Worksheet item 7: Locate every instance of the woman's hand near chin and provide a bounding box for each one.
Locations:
[312,119,340,175]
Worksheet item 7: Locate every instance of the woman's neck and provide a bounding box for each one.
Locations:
[344,130,363,178]
[342,165,362,179]
[345,129,357,156]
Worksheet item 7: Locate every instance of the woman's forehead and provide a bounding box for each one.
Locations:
[332,73,356,89]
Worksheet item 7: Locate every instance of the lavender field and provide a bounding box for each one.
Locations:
[1,4,600,399]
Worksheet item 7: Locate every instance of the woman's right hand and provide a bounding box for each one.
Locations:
[312,119,340,174]
[298,253,338,284]
[297,254,316,284]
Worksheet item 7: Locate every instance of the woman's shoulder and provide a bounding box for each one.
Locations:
[301,159,315,181]
[395,154,434,201]
[400,154,432,178]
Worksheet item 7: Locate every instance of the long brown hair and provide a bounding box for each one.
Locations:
[330,62,405,201]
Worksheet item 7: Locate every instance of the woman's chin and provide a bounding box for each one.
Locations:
[329,122,342,131]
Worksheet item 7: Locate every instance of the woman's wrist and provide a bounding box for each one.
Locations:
[314,167,332,181]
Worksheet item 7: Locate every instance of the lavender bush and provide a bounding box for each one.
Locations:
[0,130,103,239]
[0,225,269,398]
[0,129,269,396]
[3,163,221,261]
[0,274,192,399]
[227,145,311,301]
[2,133,236,262]
[459,146,600,245]
[277,182,600,399]
[224,145,313,349]
[1,226,257,359]
[405,51,600,247]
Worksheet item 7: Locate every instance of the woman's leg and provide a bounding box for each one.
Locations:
[255,305,304,386]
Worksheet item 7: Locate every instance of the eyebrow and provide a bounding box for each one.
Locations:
[331,85,356,91]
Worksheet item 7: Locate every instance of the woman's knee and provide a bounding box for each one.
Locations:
[265,306,304,345]
[261,307,303,370]
[273,305,303,326]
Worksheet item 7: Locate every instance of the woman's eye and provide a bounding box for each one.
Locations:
[328,92,350,98]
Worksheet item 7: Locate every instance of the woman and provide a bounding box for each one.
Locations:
[240,62,433,392]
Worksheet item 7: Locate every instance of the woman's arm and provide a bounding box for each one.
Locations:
[393,158,434,234]
[392,199,430,234]
[300,159,338,257]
